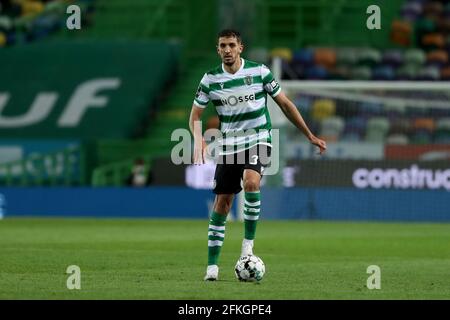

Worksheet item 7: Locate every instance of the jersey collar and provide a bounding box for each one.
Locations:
[222,58,244,76]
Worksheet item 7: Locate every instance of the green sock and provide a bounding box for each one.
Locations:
[244,191,260,240]
[207,211,227,266]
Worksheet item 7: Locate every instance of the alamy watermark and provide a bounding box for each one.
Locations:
[66,265,81,290]
[366,265,381,290]
[66,5,81,30]
[170,121,280,175]
[367,5,381,30]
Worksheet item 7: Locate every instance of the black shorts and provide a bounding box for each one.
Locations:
[213,144,272,194]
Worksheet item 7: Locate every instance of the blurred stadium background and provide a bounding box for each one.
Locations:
[0,0,449,221]
[1,0,450,300]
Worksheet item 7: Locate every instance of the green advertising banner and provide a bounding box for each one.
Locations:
[0,40,179,138]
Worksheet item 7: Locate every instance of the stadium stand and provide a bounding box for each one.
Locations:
[0,0,220,186]
[279,0,450,81]
[279,0,450,146]
[1,0,450,187]
[0,0,94,47]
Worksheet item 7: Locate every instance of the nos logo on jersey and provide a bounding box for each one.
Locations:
[220,93,255,106]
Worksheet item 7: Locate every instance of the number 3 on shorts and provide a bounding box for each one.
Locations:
[250,155,259,165]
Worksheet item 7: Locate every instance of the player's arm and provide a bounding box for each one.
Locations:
[273,92,327,155]
[189,104,207,164]
[190,73,211,164]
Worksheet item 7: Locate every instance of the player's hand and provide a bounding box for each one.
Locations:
[309,135,327,155]
[193,138,207,164]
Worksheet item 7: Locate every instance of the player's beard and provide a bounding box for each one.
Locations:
[223,56,235,66]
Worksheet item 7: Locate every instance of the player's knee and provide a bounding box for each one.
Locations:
[243,179,259,192]
[215,197,233,213]
[215,202,231,213]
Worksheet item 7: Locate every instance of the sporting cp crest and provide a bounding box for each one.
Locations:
[244,75,253,86]
[219,82,224,89]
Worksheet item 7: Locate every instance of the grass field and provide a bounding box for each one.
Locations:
[0,218,449,299]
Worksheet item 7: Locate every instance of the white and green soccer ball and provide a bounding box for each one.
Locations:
[234,255,265,282]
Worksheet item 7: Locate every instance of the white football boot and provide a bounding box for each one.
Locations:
[204,265,219,281]
[241,239,254,257]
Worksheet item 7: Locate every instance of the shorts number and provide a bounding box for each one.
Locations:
[250,155,258,165]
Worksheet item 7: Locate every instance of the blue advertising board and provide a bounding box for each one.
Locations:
[0,187,449,222]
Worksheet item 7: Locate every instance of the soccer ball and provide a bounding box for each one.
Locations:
[234,255,265,282]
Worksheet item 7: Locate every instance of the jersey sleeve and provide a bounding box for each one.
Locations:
[193,73,210,108]
[261,64,281,98]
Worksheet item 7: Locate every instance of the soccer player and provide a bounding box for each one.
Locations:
[189,29,327,281]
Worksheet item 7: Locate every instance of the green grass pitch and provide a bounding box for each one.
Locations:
[0,218,449,299]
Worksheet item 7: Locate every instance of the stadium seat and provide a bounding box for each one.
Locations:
[413,118,435,132]
[319,116,345,141]
[396,64,420,80]
[435,118,450,130]
[311,99,336,121]
[342,117,367,142]
[417,65,441,80]
[411,117,435,143]
[21,0,45,16]
[292,48,314,66]
[0,16,13,32]
[270,48,293,62]
[404,48,426,66]
[314,48,337,69]
[401,1,423,19]
[390,20,413,46]
[426,49,449,66]
[356,48,382,67]
[421,33,446,50]
[434,118,450,143]
[336,48,358,66]
[382,49,404,67]
[305,65,328,80]
[350,66,372,80]
[372,65,396,80]
[365,117,390,142]
[386,133,410,145]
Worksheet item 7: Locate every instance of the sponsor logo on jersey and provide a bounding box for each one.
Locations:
[220,93,255,107]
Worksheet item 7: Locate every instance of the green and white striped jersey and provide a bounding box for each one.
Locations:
[193,58,281,155]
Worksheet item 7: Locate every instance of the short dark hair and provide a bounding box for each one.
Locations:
[217,29,242,43]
